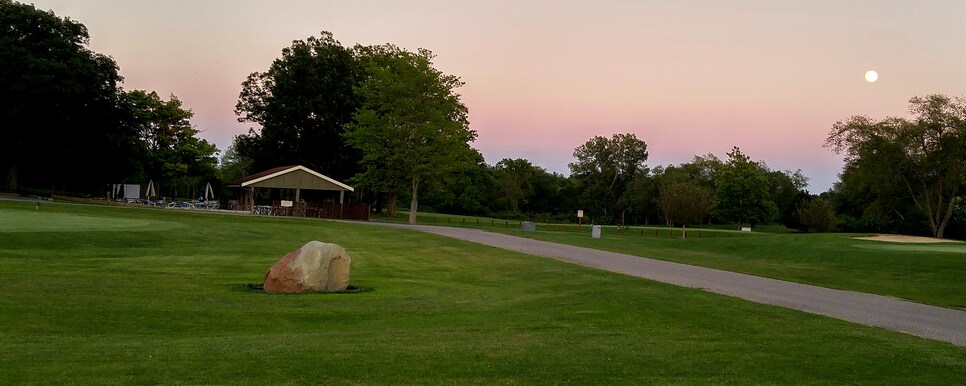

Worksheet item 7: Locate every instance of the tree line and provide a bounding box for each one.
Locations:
[4,1,966,237]
[0,1,218,198]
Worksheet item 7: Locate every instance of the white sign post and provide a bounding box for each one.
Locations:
[577,210,584,231]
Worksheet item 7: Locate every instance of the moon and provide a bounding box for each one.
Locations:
[865,70,879,83]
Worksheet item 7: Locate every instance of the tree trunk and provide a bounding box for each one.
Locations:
[5,165,17,191]
[936,196,957,239]
[387,193,398,218]
[408,178,419,224]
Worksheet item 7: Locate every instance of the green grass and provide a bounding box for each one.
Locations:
[483,225,966,310]
[1,201,964,384]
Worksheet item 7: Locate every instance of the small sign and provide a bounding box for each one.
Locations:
[280,200,293,207]
[577,210,584,218]
[741,227,751,232]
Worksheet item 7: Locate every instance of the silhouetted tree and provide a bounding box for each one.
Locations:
[234,31,361,180]
[569,133,649,224]
[0,0,140,193]
[826,94,966,238]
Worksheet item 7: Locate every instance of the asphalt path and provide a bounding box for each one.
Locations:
[382,223,966,346]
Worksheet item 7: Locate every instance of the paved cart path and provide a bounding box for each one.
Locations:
[380,223,966,346]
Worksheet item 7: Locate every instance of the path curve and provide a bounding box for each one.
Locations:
[379,223,966,346]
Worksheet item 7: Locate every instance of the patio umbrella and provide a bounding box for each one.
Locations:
[146,180,156,199]
[203,182,215,201]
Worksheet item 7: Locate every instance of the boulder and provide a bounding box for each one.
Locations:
[263,241,351,293]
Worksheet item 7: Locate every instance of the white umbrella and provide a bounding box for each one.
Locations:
[204,182,214,201]
[146,180,156,198]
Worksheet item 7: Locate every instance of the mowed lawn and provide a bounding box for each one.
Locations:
[0,201,964,384]
[475,224,966,310]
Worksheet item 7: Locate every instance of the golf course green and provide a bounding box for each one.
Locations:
[1,200,963,384]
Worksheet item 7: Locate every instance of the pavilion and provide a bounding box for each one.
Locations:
[229,165,367,220]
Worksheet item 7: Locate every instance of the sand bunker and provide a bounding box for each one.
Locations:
[852,234,962,243]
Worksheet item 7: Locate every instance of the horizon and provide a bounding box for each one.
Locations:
[27,0,966,193]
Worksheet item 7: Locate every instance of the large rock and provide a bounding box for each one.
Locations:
[263,241,351,293]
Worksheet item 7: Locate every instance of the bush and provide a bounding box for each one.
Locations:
[797,199,837,233]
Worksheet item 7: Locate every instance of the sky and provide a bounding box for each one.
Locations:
[27,0,966,193]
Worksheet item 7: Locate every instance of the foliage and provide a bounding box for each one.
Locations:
[234,31,361,181]
[714,147,778,226]
[825,163,928,235]
[569,133,649,224]
[344,44,477,224]
[217,141,253,184]
[493,158,536,213]
[0,0,140,193]
[658,182,711,232]
[796,198,837,233]
[826,94,966,238]
[419,149,496,216]
[767,169,810,229]
[121,90,218,197]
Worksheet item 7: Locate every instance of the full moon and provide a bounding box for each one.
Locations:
[865,70,879,83]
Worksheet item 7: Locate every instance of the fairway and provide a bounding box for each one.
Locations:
[1,200,964,384]
[0,206,181,232]
[484,226,966,310]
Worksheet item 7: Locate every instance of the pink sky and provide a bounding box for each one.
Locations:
[28,0,966,192]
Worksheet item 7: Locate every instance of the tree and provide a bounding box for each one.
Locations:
[796,198,837,233]
[234,31,361,180]
[493,158,536,213]
[344,44,476,224]
[420,149,496,216]
[714,147,777,226]
[121,90,218,197]
[658,182,711,238]
[826,94,966,238]
[218,140,253,184]
[0,0,140,193]
[766,169,810,228]
[569,133,649,224]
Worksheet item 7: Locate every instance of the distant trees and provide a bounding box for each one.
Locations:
[826,94,966,238]
[494,158,536,213]
[122,90,218,196]
[234,31,361,181]
[658,182,711,238]
[0,1,218,196]
[714,147,777,226]
[569,133,649,224]
[797,198,837,233]
[344,44,476,224]
[0,0,141,193]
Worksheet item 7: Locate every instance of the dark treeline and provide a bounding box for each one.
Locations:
[4,2,966,237]
[0,1,218,198]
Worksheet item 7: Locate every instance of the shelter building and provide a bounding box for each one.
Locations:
[228,165,368,220]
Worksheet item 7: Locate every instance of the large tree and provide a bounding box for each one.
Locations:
[714,146,777,226]
[344,44,476,224]
[569,133,649,224]
[826,94,966,238]
[0,0,140,193]
[234,31,361,180]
